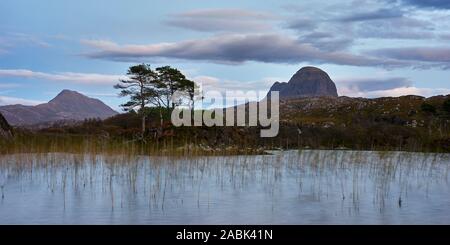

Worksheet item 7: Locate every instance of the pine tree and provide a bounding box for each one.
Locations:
[114,64,158,136]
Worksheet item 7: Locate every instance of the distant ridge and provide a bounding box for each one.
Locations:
[268,66,338,99]
[0,90,118,126]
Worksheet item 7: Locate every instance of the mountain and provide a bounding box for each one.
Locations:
[0,90,118,126]
[268,66,338,99]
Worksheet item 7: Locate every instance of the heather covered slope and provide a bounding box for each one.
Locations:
[0,112,12,138]
[272,95,450,151]
[27,94,450,153]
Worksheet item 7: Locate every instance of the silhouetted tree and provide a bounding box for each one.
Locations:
[189,81,199,109]
[156,66,195,109]
[115,64,198,137]
[114,64,158,136]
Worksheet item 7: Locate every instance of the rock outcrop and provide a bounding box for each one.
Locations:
[0,112,13,138]
[268,66,338,99]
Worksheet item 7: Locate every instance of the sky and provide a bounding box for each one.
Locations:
[1,0,450,111]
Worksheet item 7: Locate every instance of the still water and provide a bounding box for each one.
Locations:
[0,150,449,224]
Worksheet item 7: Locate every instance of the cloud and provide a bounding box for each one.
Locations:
[297,32,354,51]
[337,8,404,22]
[192,74,448,103]
[190,75,276,108]
[191,75,220,88]
[9,33,51,48]
[353,87,450,98]
[0,95,45,106]
[81,92,118,97]
[401,0,450,9]
[337,77,413,94]
[165,9,276,32]
[285,18,318,32]
[0,83,21,89]
[335,76,450,98]
[192,75,274,92]
[439,33,450,40]
[81,34,406,68]
[0,33,51,50]
[285,3,436,42]
[355,17,435,39]
[368,47,450,64]
[0,69,125,85]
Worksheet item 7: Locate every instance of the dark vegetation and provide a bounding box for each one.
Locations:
[114,64,196,137]
[273,95,450,152]
[1,63,450,155]
[0,113,13,139]
[2,95,450,155]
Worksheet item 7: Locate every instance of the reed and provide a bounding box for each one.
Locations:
[2,149,447,215]
[0,132,266,156]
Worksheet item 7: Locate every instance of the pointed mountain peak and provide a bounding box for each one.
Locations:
[59,89,80,95]
[50,89,87,103]
[0,89,117,126]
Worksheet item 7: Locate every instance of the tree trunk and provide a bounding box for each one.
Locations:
[159,108,163,129]
[141,115,146,136]
[140,83,146,138]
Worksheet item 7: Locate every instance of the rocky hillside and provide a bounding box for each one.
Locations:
[268,66,338,98]
[33,93,450,152]
[261,94,450,151]
[0,112,13,138]
[0,90,118,126]
[279,95,448,127]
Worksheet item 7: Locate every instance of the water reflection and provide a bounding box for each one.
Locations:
[0,150,449,224]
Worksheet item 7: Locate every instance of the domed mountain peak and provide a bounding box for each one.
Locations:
[268,66,338,99]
